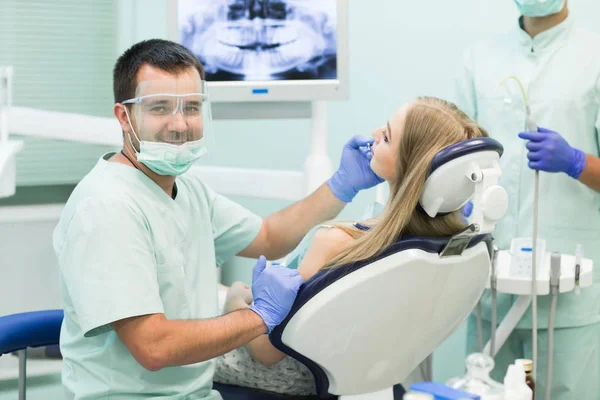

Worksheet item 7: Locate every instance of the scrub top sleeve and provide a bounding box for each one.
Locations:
[59,198,164,337]
[209,189,263,267]
[454,47,478,121]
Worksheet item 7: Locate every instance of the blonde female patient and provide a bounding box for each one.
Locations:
[214,96,489,396]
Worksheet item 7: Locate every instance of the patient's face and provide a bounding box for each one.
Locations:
[370,104,408,182]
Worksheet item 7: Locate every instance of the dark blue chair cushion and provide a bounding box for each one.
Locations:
[0,310,64,356]
[270,234,491,398]
[429,137,503,174]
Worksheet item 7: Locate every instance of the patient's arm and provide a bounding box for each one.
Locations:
[222,282,253,314]
[232,227,352,366]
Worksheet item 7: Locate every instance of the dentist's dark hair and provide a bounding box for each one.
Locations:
[113,39,205,104]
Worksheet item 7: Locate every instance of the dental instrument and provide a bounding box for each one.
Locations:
[490,245,499,357]
[574,244,582,296]
[545,253,561,400]
[476,301,484,353]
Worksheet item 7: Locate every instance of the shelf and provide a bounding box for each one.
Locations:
[485,250,593,295]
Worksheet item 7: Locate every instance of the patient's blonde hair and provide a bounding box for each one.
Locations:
[323,97,488,269]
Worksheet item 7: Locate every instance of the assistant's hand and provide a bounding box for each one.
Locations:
[518,127,586,179]
[248,256,304,334]
[326,135,385,203]
[461,201,473,222]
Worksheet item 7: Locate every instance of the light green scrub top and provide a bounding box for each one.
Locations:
[52,153,262,399]
[455,15,600,328]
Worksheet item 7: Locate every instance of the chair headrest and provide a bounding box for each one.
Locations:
[419,137,507,234]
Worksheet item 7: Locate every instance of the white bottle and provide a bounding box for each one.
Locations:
[503,363,532,400]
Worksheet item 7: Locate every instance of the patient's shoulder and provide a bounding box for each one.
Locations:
[298,227,353,280]
[312,226,353,249]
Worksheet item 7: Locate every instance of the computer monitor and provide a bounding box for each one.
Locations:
[168,0,348,103]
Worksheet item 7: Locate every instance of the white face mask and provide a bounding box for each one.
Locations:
[124,107,207,176]
[513,0,565,17]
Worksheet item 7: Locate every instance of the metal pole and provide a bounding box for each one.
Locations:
[18,348,27,400]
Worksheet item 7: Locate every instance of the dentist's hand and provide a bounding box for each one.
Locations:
[518,127,586,179]
[248,256,304,334]
[327,135,385,203]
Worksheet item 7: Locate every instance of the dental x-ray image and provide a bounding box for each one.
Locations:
[179,0,337,82]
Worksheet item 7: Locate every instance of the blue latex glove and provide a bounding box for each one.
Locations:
[326,135,385,203]
[518,127,586,179]
[462,201,473,220]
[248,256,304,334]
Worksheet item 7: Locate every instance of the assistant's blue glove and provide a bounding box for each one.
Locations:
[518,127,586,179]
[326,135,385,203]
[248,256,304,334]
[462,201,473,221]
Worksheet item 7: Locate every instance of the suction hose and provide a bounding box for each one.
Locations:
[498,76,539,379]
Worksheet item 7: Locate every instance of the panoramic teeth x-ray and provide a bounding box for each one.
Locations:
[179,0,337,81]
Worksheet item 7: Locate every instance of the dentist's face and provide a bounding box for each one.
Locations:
[370,104,409,182]
[124,65,205,145]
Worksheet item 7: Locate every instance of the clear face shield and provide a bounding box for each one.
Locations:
[122,79,214,176]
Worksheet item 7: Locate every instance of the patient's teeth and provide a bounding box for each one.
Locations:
[187,2,335,78]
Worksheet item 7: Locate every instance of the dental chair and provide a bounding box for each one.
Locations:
[0,138,507,400]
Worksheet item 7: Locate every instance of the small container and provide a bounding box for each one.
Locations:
[516,359,535,399]
[446,353,504,398]
[504,363,532,400]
